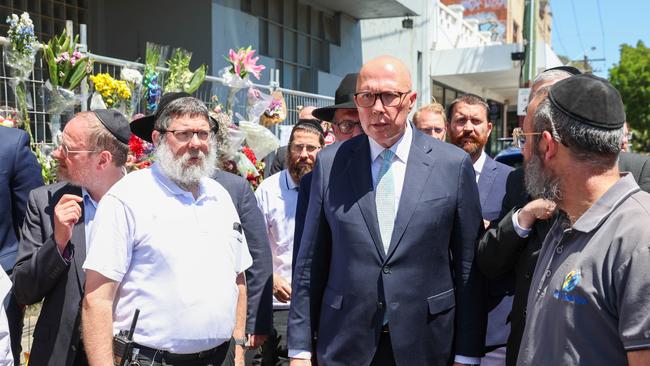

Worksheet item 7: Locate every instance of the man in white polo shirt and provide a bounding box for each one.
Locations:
[82,96,252,365]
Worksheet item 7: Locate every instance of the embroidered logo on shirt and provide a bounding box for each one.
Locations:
[553,270,588,305]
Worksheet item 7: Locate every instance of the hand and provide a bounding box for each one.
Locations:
[53,194,84,253]
[518,199,557,229]
[247,334,268,348]
[273,273,292,303]
[290,359,312,366]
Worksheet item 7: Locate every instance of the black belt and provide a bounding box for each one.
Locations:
[133,341,229,362]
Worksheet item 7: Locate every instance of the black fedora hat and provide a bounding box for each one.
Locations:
[130,92,218,143]
[312,73,358,122]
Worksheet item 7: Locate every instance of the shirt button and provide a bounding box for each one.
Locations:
[382,266,391,274]
[377,301,385,309]
[556,246,564,254]
[544,269,552,278]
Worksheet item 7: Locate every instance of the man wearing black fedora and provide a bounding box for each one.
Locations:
[270,73,363,175]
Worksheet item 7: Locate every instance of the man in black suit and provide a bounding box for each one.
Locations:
[288,56,485,366]
[13,110,130,366]
[212,170,274,361]
[0,125,43,362]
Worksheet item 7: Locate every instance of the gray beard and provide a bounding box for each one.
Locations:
[524,150,562,201]
[154,138,218,189]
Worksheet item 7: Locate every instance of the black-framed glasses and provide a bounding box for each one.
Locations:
[290,143,321,154]
[57,143,99,158]
[334,120,360,134]
[512,127,542,148]
[354,90,410,108]
[160,129,214,143]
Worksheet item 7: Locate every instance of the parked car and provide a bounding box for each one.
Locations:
[495,146,523,168]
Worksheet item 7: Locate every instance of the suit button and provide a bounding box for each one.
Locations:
[382,266,391,274]
[377,301,384,309]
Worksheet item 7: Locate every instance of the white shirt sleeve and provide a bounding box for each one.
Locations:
[0,272,14,366]
[454,355,481,364]
[83,194,134,282]
[512,209,532,238]
[288,349,312,359]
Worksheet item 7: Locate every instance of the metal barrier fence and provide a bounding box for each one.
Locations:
[0,38,334,144]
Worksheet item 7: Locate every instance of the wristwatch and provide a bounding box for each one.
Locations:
[234,336,248,347]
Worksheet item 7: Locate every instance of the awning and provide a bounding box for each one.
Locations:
[306,0,420,19]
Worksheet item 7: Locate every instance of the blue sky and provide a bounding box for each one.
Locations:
[550,0,650,78]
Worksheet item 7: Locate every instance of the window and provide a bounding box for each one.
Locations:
[241,0,340,92]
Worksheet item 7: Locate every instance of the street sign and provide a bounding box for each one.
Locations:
[517,88,531,116]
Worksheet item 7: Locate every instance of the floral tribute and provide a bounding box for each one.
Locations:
[89,73,132,109]
[126,133,155,171]
[163,48,207,94]
[220,46,266,115]
[143,42,168,113]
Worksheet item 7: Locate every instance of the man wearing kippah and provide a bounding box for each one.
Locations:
[13,109,130,365]
[254,119,324,365]
[516,74,650,365]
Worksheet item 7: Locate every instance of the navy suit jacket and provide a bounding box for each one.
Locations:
[288,130,486,365]
[478,156,514,222]
[0,126,43,272]
[212,170,274,335]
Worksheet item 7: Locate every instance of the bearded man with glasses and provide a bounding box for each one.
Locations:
[14,109,130,366]
[83,96,252,366]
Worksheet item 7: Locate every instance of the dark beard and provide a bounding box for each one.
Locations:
[288,160,313,184]
[524,149,562,201]
[450,133,487,159]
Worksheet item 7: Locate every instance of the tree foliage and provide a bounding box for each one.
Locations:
[609,41,650,152]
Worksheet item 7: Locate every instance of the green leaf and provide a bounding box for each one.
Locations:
[44,45,59,87]
[186,64,207,93]
[67,58,89,90]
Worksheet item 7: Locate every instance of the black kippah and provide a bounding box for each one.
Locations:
[548,74,625,130]
[293,118,324,136]
[93,109,131,144]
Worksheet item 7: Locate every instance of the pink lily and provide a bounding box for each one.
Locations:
[243,49,265,79]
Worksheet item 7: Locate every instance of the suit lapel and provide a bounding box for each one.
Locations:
[65,186,87,293]
[348,137,386,260]
[478,156,497,209]
[386,132,435,259]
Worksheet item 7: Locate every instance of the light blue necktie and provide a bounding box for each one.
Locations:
[376,149,396,253]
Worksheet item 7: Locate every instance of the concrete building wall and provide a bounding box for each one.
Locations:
[88,0,213,69]
[359,0,431,108]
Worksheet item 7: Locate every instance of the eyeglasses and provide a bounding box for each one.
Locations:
[420,127,445,136]
[57,143,99,158]
[290,143,321,154]
[354,91,411,108]
[512,127,542,148]
[334,120,360,134]
[160,129,214,142]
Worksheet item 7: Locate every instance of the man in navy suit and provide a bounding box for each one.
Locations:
[288,56,485,366]
[0,126,43,361]
[446,94,513,365]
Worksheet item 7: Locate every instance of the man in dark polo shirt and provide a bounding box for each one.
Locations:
[516,74,650,365]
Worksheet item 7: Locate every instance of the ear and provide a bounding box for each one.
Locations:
[96,150,113,170]
[486,121,493,137]
[540,130,559,162]
[407,91,417,109]
[152,130,161,147]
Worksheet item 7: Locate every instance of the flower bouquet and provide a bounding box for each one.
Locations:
[89,73,131,114]
[120,67,143,116]
[126,133,155,171]
[4,12,38,137]
[259,90,287,127]
[143,42,168,113]
[42,29,91,135]
[163,48,207,94]
[220,46,265,116]
[0,108,18,128]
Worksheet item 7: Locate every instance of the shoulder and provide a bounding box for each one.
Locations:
[212,170,249,196]
[105,168,154,202]
[0,126,27,142]
[255,170,283,195]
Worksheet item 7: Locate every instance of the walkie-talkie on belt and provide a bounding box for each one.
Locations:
[113,308,140,366]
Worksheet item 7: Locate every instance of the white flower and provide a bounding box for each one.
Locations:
[121,67,143,85]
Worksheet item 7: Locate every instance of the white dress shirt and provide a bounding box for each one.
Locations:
[84,163,252,354]
[254,169,299,309]
[473,150,487,183]
[0,271,12,366]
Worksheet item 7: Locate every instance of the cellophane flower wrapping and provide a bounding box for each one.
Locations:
[121,67,143,116]
[143,42,168,113]
[89,73,131,116]
[164,48,207,94]
[221,46,265,114]
[238,120,280,160]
